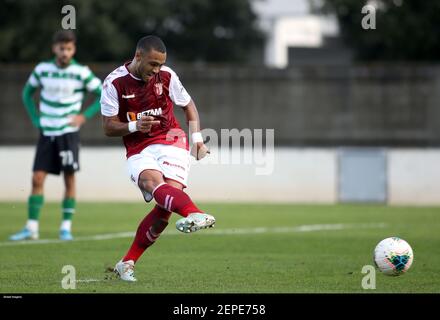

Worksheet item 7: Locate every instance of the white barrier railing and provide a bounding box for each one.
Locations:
[0,147,439,205]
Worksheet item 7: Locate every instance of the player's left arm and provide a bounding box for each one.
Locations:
[183,99,210,160]
[168,67,209,160]
[70,68,103,128]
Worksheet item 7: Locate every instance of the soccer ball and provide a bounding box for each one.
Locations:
[373,237,414,276]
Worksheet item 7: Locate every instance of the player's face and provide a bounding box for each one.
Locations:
[138,49,167,82]
[52,41,76,67]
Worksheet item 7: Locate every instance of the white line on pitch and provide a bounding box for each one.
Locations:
[74,279,103,283]
[0,223,387,247]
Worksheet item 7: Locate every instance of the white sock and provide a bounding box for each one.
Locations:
[26,220,39,233]
[60,220,72,232]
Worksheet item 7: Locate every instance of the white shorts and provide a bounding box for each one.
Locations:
[127,144,190,202]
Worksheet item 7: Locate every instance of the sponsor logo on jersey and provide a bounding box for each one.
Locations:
[126,108,163,121]
[122,94,136,99]
[154,83,163,96]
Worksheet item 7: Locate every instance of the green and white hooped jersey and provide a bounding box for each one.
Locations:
[27,59,102,136]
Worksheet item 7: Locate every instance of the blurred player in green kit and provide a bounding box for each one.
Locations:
[10,30,102,241]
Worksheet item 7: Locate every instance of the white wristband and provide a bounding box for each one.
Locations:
[128,121,138,133]
[191,132,203,144]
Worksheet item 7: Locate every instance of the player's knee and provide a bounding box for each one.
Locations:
[138,178,156,193]
[64,173,75,187]
[138,175,163,193]
[32,172,45,188]
[138,170,164,193]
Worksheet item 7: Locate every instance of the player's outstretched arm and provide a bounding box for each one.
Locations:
[183,99,210,160]
[102,115,160,137]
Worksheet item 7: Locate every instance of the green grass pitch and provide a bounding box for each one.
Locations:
[0,202,439,293]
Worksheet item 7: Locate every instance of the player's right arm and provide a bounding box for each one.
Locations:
[100,79,159,137]
[102,115,160,137]
[22,66,41,128]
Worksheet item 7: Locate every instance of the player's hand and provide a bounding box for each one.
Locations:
[191,142,210,160]
[137,115,160,133]
[68,114,86,128]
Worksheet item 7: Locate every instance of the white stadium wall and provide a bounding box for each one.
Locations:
[0,147,439,205]
[388,149,440,205]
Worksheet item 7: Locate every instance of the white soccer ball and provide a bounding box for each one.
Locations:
[373,237,414,276]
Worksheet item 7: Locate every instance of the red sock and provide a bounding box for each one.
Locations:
[152,183,202,217]
[122,205,171,263]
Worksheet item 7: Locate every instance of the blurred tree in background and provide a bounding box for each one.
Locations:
[0,0,263,63]
[317,0,440,61]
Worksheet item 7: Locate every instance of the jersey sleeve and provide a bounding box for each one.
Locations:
[27,64,42,88]
[168,70,191,107]
[82,66,102,92]
[100,79,119,116]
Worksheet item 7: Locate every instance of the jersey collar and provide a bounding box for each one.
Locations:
[51,57,77,69]
[124,61,142,81]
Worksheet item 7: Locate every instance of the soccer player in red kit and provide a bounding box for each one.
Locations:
[100,35,215,281]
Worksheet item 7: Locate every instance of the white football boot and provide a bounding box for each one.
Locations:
[9,228,39,241]
[175,213,216,233]
[114,260,137,282]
